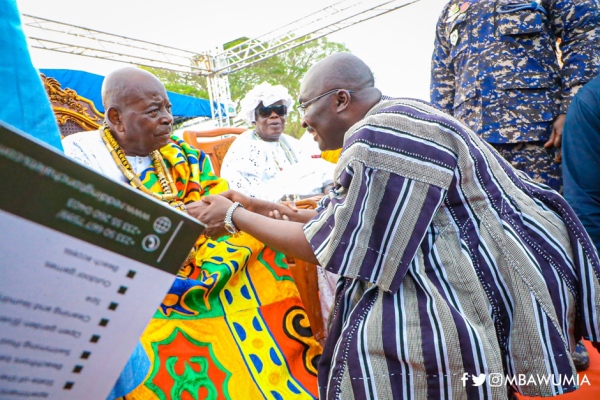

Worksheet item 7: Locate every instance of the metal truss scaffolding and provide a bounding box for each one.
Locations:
[22,0,419,126]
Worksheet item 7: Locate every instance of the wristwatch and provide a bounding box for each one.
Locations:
[224,202,244,236]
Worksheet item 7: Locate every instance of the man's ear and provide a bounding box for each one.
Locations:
[335,90,352,113]
[106,107,122,131]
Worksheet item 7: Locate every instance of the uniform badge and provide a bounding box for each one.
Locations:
[449,3,460,16]
[450,29,459,46]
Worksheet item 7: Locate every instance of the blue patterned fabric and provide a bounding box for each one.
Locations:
[430,0,600,144]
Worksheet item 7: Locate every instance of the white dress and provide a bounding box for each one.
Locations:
[220,130,334,202]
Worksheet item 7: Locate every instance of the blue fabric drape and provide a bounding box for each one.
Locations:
[1,0,62,150]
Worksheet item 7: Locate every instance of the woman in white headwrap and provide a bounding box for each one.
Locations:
[221,82,338,330]
[220,82,334,202]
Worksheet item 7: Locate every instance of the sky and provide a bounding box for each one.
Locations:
[17,0,448,101]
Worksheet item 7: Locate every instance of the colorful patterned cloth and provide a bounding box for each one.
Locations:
[121,137,321,399]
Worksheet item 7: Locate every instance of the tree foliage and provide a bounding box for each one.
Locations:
[142,36,349,138]
[227,36,349,137]
[140,66,209,99]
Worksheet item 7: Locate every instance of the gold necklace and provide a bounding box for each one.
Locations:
[253,130,297,170]
[101,126,180,203]
[102,126,197,265]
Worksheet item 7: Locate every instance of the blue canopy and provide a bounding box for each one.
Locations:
[40,68,213,118]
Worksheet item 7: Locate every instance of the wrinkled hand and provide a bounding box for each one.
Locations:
[190,195,233,239]
[545,114,565,162]
[278,200,298,212]
[185,200,209,220]
[268,199,301,220]
[220,190,252,209]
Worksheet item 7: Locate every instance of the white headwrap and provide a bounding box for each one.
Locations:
[239,82,294,125]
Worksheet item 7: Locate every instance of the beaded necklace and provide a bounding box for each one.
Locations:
[101,126,185,211]
[253,130,297,170]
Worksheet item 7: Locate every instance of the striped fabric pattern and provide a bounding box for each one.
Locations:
[304,98,600,400]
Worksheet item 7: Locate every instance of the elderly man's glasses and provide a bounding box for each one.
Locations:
[257,104,287,118]
[297,89,354,117]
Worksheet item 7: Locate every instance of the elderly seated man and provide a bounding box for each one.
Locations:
[62,67,321,399]
[220,82,334,202]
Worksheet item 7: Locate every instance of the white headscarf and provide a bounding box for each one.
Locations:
[239,82,294,125]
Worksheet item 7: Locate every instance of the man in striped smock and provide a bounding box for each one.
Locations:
[195,52,600,399]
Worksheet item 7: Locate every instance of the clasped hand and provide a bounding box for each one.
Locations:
[186,189,303,239]
[186,195,233,239]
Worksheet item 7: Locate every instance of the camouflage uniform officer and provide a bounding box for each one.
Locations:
[430,0,600,192]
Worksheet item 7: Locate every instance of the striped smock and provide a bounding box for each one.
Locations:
[304,98,600,400]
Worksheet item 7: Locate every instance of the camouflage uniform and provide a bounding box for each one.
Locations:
[430,0,600,191]
[493,141,562,191]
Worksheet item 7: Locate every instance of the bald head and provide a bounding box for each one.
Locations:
[101,67,165,110]
[299,53,381,151]
[302,52,375,95]
[102,67,173,156]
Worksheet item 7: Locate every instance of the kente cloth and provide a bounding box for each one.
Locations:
[63,132,322,399]
[305,98,600,399]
